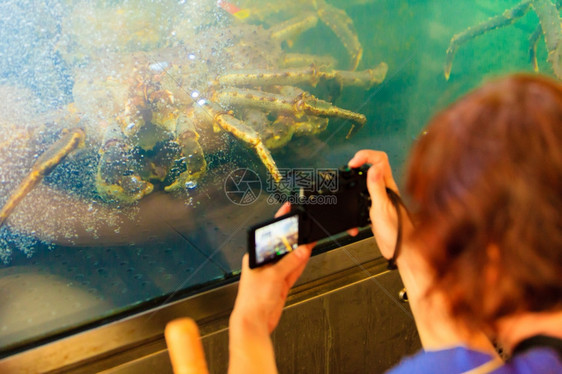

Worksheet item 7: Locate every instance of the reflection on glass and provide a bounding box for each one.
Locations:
[0,0,560,355]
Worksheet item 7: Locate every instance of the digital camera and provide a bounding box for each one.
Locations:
[248,165,371,268]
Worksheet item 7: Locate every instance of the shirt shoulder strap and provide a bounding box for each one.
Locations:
[512,335,562,358]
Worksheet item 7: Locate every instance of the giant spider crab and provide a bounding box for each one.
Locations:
[0,0,387,233]
[444,0,562,80]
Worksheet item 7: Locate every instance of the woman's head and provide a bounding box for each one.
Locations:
[405,74,562,330]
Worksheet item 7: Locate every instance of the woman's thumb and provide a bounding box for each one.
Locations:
[276,245,311,275]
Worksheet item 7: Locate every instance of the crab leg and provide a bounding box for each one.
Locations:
[531,0,562,79]
[444,0,532,80]
[237,109,325,150]
[0,128,85,228]
[281,53,337,68]
[268,115,329,149]
[217,63,387,89]
[316,0,363,70]
[215,87,366,126]
[529,24,543,72]
[332,64,388,88]
[202,102,282,182]
[269,13,318,44]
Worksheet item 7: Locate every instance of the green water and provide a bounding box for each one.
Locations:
[0,0,558,353]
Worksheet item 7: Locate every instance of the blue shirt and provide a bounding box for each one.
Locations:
[387,346,562,374]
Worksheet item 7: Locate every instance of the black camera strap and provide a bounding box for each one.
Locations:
[385,188,411,270]
[512,335,562,359]
[457,335,562,374]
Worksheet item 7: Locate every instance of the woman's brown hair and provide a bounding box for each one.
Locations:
[405,74,562,330]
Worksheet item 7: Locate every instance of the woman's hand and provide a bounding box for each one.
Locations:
[231,244,313,333]
[231,202,314,333]
[228,203,314,374]
[348,150,409,260]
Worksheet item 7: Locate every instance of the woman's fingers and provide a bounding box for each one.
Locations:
[273,244,311,275]
[348,149,386,168]
[241,253,250,272]
[348,150,399,192]
[275,202,291,218]
[282,244,314,287]
[243,242,312,286]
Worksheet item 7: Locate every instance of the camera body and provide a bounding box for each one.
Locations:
[248,165,371,268]
[289,165,371,243]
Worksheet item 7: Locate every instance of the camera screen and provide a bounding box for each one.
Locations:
[254,214,299,265]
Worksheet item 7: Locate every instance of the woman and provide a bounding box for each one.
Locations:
[227,74,562,373]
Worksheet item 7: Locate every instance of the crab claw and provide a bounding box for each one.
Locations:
[96,125,153,204]
[164,115,207,192]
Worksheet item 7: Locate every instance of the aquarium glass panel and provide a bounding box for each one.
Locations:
[1,0,559,353]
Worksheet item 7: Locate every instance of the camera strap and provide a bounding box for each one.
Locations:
[459,335,562,374]
[385,188,410,270]
[512,335,562,359]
